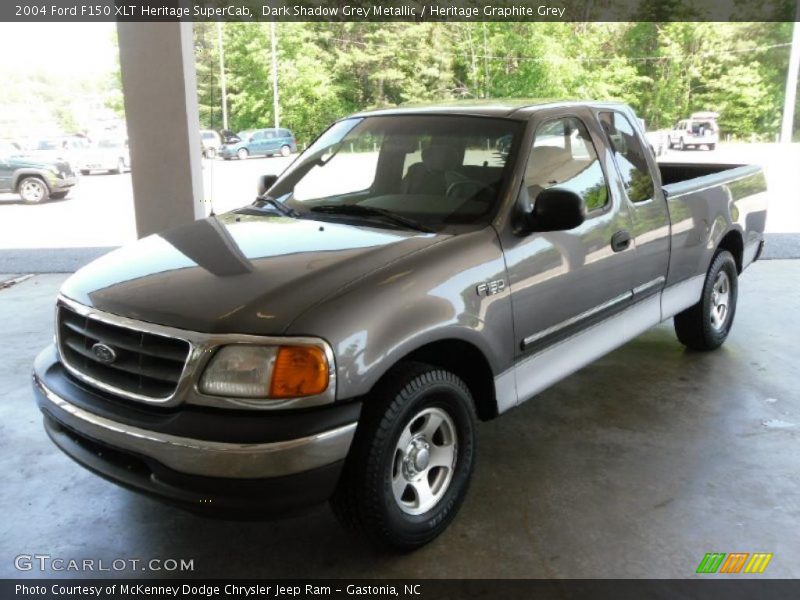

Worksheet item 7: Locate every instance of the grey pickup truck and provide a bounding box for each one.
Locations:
[33,101,767,549]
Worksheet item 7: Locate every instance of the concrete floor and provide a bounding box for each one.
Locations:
[0,261,798,578]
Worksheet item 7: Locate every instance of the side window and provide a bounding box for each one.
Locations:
[599,111,655,203]
[264,130,276,139]
[251,131,264,141]
[525,116,609,212]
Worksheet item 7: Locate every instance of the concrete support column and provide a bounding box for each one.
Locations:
[117,22,205,238]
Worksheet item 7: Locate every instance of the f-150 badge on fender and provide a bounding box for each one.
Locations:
[476,280,506,296]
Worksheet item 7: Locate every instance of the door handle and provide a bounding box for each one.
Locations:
[611,230,631,252]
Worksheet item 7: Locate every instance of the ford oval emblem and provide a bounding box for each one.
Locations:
[91,342,117,364]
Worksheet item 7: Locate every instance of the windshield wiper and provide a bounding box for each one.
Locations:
[310,204,433,233]
[250,195,300,218]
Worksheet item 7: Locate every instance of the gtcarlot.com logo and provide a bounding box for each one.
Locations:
[14,554,194,573]
[696,552,773,574]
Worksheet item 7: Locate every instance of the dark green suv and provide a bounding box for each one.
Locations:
[0,141,77,203]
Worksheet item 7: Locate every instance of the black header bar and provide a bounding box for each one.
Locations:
[3,0,798,22]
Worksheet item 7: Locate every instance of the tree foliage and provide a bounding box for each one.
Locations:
[195,22,797,144]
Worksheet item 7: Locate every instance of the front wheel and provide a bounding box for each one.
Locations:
[707,143,716,151]
[18,176,49,204]
[674,250,738,351]
[678,137,685,151]
[237,148,249,160]
[331,362,477,550]
[113,158,126,174]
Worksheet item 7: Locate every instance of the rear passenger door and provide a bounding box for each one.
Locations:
[598,110,670,302]
[502,109,636,359]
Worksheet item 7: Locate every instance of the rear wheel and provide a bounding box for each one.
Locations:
[237,148,249,160]
[18,176,49,204]
[80,170,90,176]
[114,158,126,174]
[280,144,291,157]
[678,137,685,151]
[708,143,716,151]
[674,250,738,351]
[204,147,217,159]
[331,362,477,550]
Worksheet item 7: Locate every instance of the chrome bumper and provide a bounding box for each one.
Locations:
[34,373,356,479]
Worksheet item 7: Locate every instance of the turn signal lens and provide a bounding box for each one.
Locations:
[269,346,329,399]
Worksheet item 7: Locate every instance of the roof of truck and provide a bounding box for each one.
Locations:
[352,99,630,119]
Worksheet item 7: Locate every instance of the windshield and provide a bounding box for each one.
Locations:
[35,139,59,150]
[270,115,522,230]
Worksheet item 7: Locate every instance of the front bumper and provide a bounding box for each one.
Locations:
[33,346,360,515]
[50,175,77,190]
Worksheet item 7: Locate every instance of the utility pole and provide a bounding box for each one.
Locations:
[270,21,280,130]
[781,8,800,143]
[216,22,228,131]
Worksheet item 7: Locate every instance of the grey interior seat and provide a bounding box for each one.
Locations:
[402,145,464,195]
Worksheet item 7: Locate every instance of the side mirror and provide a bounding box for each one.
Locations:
[257,174,278,196]
[526,188,586,232]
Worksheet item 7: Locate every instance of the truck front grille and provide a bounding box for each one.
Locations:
[57,304,190,401]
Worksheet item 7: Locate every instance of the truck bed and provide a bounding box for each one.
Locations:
[657,161,768,289]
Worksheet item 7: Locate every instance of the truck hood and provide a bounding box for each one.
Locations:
[60,213,447,334]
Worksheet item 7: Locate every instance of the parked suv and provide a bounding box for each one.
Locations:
[668,112,719,150]
[0,141,77,203]
[219,128,296,160]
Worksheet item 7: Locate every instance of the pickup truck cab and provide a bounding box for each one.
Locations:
[33,101,767,549]
[0,141,77,203]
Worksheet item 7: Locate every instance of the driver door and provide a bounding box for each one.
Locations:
[500,109,636,398]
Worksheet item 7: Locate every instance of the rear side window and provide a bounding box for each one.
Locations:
[525,116,609,212]
[599,111,654,203]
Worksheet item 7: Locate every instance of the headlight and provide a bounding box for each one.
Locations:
[199,344,329,399]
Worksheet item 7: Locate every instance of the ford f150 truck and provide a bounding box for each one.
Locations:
[33,101,767,549]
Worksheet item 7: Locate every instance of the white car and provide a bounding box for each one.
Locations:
[78,139,130,175]
[668,112,719,151]
[200,130,221,158]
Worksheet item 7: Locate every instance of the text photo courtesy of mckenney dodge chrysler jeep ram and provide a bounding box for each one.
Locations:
[33,100,767,549]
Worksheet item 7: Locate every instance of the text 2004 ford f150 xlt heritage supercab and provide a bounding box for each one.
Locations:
[33,101,767,549]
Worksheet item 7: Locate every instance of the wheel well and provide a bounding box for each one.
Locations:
[14,173,48,192]
[717,230,743,273]
[399,339,498,421]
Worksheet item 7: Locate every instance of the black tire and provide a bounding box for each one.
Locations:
[708,143,716,151]
[280,144,291,157]
[18,176,49,204]
[331,362,477,550]
[237,148,249,160]
[678,137,685,151]
[205,147,217,159]
[114,158,126,174]
[674,250,738,351]
[80,170,90,176]
[50,191,69,200]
